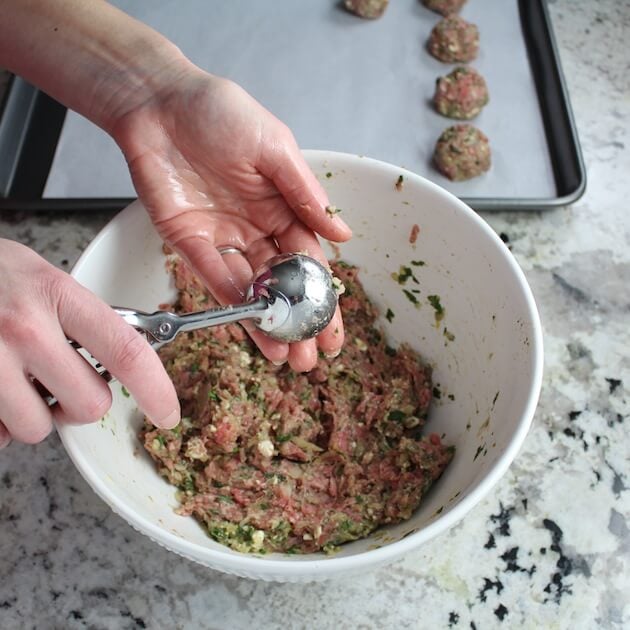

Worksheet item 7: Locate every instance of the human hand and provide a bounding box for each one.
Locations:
[0,239,180,448]
[111,68,352,372]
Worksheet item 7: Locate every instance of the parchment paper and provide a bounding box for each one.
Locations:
[43,0,556,200]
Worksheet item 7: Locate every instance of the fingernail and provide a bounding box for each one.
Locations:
[271,359,287,366]
[156,409,180,430]
[325,348,342,359]
[333,215,352,232]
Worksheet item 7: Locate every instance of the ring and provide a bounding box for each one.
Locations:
[217,246,245,256]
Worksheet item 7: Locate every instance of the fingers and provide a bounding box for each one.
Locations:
[314,306,345,357]
[56,278,180,429]
[177,236,244,304]
[26,328,113,426]
[242,232,345,370]
[274,221,346,369]
[258,129,352,243]
[220,243,291,366]
[0,360,54,444]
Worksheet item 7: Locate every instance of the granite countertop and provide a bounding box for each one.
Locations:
[1,1,628,628]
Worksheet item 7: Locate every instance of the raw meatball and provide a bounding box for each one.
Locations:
[344,0,389,19]
[433,124,491,181]
[423,0,467,16]
[433,66,489,119]
[427,15,479,63]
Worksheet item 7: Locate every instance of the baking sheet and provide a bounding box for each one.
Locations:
[43,0,556,200]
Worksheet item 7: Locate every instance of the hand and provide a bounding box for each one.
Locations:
[111,68,352,372]
[0,239,180,448]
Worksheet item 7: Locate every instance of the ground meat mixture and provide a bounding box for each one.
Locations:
[434,66,489,120]
[422,0,467,16]
[427,15,479,63]
[433,123,491,181]
[344,0,389,19]
[141,257,454,555]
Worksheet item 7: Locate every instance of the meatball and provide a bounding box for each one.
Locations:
[433,124,491,181]
[433,66,489,119]
[422,0,467,16]
[427,15,479,63]
[344,0,389,18]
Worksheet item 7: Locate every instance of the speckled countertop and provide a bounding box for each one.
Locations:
[1,1,629,628]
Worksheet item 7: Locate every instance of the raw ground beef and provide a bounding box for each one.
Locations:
[344,0,389,19]
[433,123,491,181]
[434,66,489,120]
[427,14,479,63]
[423,0,467,17]
[141,257,454,554]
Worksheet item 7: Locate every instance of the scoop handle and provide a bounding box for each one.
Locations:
[113,299,269,346]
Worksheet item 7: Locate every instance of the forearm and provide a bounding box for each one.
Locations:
[0,0,191,132]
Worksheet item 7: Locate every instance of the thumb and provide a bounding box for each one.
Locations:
[258,127,352,243]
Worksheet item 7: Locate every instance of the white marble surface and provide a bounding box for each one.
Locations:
[1,1,629,628]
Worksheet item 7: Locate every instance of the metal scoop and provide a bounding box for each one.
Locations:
[44,253,337,406]
[117,252,338,347]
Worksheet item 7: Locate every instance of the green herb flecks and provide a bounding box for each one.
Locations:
[403,289,420,307]
[443,327,455,342]
[120,385,130,398]
[473,445,484,461]
[385,308,395,323]
[388,410,406,422]
[392,265,419,286]
[427,294,445,324]
[395,175,404,191]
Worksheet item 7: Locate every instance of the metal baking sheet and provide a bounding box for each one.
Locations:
[0,0,585,210]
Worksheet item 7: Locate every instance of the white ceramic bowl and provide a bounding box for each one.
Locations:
[57,151,543,582]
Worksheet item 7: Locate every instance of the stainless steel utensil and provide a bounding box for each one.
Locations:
[44,253,337,406]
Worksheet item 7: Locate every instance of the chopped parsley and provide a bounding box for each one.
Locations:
[388,410,406,422]
[427,294,445,323]
[385,308,395,323]
[392,265,419,285]
[443,327,455,342]
[473,445,484,461]
[403,289,420,306]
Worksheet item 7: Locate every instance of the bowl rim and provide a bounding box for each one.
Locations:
[57,150,544,579]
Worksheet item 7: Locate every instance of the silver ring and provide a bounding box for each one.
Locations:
[217,246,245,256]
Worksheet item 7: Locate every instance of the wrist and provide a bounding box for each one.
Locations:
[88,37,192,134]
[0,0,195,134]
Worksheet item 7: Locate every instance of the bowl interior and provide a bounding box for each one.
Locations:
[57,151,542,577]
